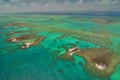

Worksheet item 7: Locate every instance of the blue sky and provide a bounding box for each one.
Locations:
[0,0,120,13]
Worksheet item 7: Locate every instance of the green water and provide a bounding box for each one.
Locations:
[0,14,120,80]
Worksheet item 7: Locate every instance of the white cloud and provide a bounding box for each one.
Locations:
[44,3,49,7]
[96,0,119,6]
[21,2,27,6]
[111,0,119,4]
[0,0,119,13]
[5,3,11,7]
[78,0,84,4]
[30,2,37,6]
[101,0,111,5]
[65,2,71,5]
[0,0,3,3]
[64,0,71,5]
[75,0,84,6]
[11,0,21,3]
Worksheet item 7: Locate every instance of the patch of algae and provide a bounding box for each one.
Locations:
[55,48,120,78]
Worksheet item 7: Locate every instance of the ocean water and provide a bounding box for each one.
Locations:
[0,14,120,80]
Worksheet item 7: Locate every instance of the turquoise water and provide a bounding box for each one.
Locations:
[0,14,120,80]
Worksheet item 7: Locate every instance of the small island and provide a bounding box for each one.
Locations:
[7,34,45,48]
[57,47,120,78]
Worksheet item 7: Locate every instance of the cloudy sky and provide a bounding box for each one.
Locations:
[0,0,120,13]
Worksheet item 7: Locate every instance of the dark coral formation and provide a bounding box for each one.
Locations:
[93,18,113,24]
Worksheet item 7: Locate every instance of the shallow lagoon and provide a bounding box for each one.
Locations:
[0,14,120,80]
